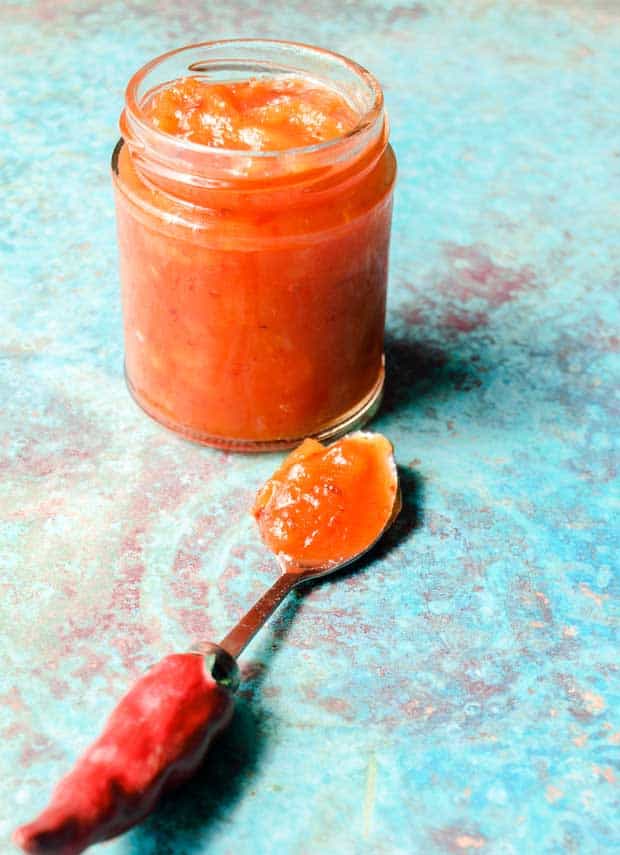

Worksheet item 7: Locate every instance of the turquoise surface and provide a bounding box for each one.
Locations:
[1,1,619,853]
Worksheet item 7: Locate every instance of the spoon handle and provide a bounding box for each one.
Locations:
[218,572,299,659]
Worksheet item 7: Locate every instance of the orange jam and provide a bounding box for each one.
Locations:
[142,76,359,149]
[253,433,398,566]
[112,41,396,450]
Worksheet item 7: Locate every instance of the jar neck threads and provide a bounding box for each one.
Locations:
[120,39,387,202]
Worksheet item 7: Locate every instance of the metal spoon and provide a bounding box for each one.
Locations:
[192,483,402,686]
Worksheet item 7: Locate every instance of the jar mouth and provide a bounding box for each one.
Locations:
[124,38,384,160]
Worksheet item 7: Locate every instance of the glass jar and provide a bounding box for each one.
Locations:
[112,39,396,451]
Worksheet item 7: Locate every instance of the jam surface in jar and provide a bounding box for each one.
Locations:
[142,75,359,149]
[252,433,398,566]
[113,41,396,450]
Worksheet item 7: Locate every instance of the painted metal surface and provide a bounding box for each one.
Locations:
[1,1,618,852]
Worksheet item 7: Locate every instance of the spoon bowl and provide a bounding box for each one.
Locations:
[217,482,401,659]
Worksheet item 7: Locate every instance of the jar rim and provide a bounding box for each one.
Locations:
[124,38,384,160]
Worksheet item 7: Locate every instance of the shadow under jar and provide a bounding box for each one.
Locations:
[112,39,397,451]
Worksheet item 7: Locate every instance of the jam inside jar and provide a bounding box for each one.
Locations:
[112,40,396,451]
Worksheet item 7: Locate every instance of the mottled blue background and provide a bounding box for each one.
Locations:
[1,1,619,853]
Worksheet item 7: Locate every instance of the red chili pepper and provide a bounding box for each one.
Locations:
[14,648,238,855]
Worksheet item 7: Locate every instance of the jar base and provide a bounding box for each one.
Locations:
[124,359,385,452]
